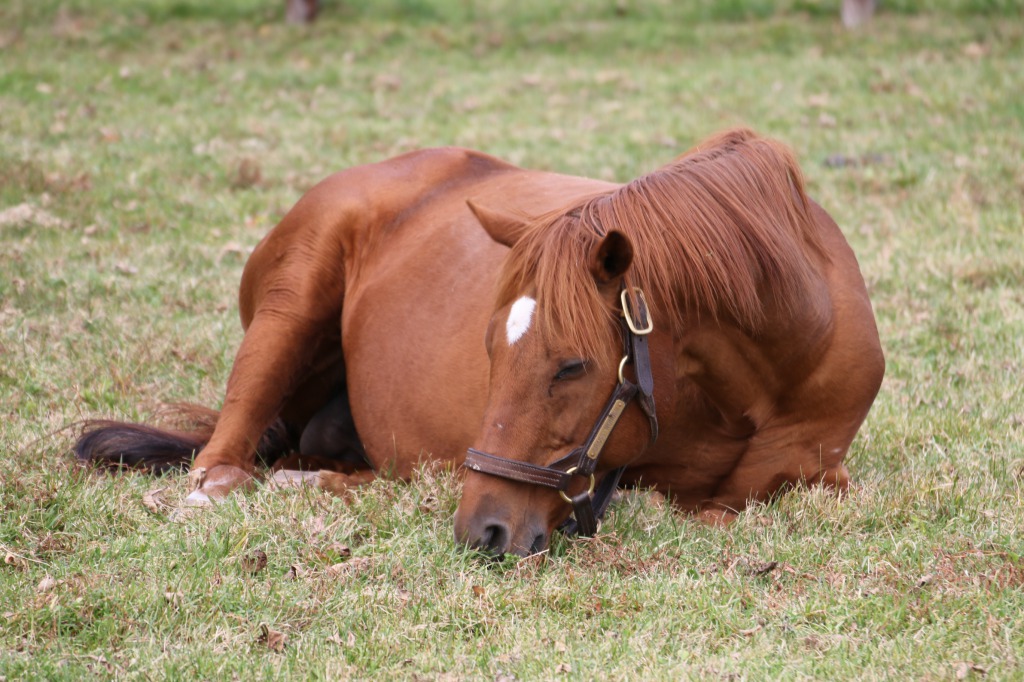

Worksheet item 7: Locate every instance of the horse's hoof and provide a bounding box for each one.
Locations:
[698,507,738,527]
[186,464,254,503]
[317,469,377,497]
[184,488,213,506]
[270,469,321,489]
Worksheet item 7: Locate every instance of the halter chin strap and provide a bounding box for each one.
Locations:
[464,286,658,538]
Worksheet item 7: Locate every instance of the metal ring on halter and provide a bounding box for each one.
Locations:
[558,466,596,504]
[617,355,629,384]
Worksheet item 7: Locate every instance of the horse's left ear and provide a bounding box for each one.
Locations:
[588,230,634,284]
[467,199,531,248]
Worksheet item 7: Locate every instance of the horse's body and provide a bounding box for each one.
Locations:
[75,129,884,556]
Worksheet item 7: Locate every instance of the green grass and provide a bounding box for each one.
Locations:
[2,0,1023,679]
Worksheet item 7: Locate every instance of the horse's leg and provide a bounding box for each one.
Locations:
[186,313,336,503]
[317,469,377,497]
[184,170,365,504]
[297,388,367,467]
[698,430,853,522]
[697,508,738,526]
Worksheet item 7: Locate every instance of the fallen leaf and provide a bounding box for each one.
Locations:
[324,543,351,561]
[744,560,779,577]
[555,663,572,674]
[962,42,988,59]
[916,573,934,588]
[326,632,355,647]
[326,556,372,577]
[258,624,287,652]
[0,203,67,229]
[230,159,261,189]
[802,634,831,651]
[286,563,308,580]
[955,661,988,678]
[807,93,830,108]
[37,576,60,593]
[4,553,27,570]
[168,506,202,523]
[306,516,327,535]
[240,550,268,574]
[373,74,402,91]
[327,631,357,647]
[142,488,168,513]
[164,590,184,605]
[86,654,114,673]
[472,585,486,598]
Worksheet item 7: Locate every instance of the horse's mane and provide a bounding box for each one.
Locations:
[494,128,827,363]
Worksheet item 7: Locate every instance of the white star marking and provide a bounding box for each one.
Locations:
[506,296,536,345]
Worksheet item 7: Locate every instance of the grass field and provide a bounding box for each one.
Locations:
[2,0,1023,679]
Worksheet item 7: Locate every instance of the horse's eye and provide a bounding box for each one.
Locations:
[554,360,587,382]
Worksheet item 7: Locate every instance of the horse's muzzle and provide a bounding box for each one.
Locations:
[453,504,550,558]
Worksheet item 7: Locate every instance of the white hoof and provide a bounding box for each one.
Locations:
[184,489,212,506]
[270,469,320,489]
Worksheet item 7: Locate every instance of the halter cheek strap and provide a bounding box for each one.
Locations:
[463,287,658,538]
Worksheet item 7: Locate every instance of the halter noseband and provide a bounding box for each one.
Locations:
[464,287,659,538]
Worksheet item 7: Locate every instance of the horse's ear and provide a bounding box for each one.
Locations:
[588,230,633,284]
[467,199,531,247]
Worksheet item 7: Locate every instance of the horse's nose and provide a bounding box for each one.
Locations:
[475,520,511,556]
[455,515,512,556]
[455,513,549,557]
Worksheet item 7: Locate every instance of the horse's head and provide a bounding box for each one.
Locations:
[454,200,660,557]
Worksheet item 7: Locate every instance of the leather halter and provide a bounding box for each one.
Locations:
[464,287,659,538]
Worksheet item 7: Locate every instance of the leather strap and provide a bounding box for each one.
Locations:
[574,380,638,477]
[560,465,625,537]
[630,329,659,443]
[621,289,658,443]
[569,490,598,537]
[464,448,572,489]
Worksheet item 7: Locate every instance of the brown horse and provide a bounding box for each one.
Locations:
[74,129,884,556]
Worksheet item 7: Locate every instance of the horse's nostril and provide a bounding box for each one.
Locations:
[529,532,548,555]
[478,523,510,556]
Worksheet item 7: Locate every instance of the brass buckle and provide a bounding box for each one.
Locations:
[621,288,653,335]
[559,466,596,504]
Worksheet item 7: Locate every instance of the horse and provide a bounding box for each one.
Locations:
[73,128,885,557]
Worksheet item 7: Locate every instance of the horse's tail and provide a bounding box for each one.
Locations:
[72,403,294,474]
